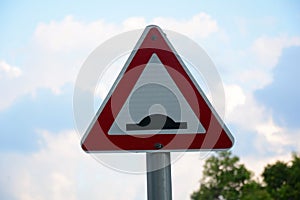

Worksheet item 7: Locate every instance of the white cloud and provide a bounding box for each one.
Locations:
[0,13,219,111]
[236,69,273,90]
[252,35,300,68]
[216,33,300,163]
[226,92,266,130]
[33,13,218,54]
[0,130,81,200]
[0,130,145,200]
[152,13,219,38]
[0,129,211,200]
[0,60,22,79]
[34,16,120,53]
[226,87,300,161]
[255,118,284,146]
[224,84,246,114]
[240,152,294,180]
[122,17,147,30]
[212,35,300,92]
[172,152,208,200]
[225,87,299,176]
[219,34,300,161]
[235,18,248,36]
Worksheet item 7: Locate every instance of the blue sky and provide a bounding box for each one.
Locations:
[1,1,300,199]
[255,47,300,128]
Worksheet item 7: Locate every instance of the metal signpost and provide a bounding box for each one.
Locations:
[80,25,234,200]
[147,152,172,200]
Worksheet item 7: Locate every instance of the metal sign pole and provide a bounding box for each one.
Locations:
[146,152,172,200]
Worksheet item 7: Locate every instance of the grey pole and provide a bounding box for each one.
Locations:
[146,152,172,200]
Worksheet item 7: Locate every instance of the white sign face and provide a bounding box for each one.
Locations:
[108,53,206,135]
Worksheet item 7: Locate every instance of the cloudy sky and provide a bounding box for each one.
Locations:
[1,1,300,199]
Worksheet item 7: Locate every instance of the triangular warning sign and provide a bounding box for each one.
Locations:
[81,25,234,152]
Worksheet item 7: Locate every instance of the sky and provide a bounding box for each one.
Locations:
[1,0,300,199]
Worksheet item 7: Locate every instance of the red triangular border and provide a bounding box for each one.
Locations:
[81,25,234,152]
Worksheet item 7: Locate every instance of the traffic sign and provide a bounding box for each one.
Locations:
[81,25,234,152]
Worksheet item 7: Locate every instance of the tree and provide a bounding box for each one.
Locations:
[192,152,300,200]
[191,151,252,200]
[288,153,300,199]
[262,153,300,200]
[262,160,289,199]
[240,181,272,200]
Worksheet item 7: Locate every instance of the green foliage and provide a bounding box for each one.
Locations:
[262,153,300,200]
[191,152,300,200]
[191,151,252,200]
[262,161,289,199]
[241,181,272,200]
